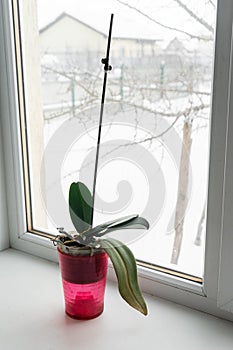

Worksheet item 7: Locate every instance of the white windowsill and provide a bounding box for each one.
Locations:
[1,249,233,350]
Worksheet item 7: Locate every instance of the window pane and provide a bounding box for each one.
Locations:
[18,0,217,277]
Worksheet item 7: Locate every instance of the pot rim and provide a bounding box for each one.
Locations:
[57,243,104,256]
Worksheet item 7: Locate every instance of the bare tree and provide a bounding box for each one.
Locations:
[194,204,206,246]
[115,0,216,264]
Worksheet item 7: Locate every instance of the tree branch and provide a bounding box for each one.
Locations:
[208,0,216,9]
[172,0,214,33]
[116,0,212,41]
[42,65,99,98]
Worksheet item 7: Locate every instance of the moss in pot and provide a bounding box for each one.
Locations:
[53,181,149,319]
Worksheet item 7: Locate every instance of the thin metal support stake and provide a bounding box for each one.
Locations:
[91,14,114,226]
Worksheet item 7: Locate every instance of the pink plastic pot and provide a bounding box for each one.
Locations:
[58,247,108,320]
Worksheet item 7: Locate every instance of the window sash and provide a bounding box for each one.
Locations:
[217,24,233,311]
[1,0,233,321]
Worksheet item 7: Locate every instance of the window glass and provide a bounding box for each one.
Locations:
[18,0,217,277]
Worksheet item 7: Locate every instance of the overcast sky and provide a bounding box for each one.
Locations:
[37,0,216,46]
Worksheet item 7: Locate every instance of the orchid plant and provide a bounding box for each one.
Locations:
[54,181,149,315]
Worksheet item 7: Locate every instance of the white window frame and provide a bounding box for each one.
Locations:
[1,0,233,321]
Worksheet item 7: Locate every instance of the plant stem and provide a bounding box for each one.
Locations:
[91,13,114,226]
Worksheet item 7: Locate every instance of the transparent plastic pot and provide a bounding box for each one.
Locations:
[58,246,108,320]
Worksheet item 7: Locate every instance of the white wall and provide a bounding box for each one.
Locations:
[40,15,106,54]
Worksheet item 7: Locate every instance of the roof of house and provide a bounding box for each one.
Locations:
[39,12,160,43]
[39,12,107,38]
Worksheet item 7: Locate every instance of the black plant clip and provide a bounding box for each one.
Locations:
[101,57,112,72]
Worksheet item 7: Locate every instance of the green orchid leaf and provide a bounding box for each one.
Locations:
[107,215,139,228]
[69,182,93,233]
[90,216,150,238]
[106,215,149,231]
[99,237,148,315]
[85,214,139,237]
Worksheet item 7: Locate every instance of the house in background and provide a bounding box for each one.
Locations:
[39,13,107,70]
[39,12,161,69]
[39,12,161,108]
[38,13,210,110]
